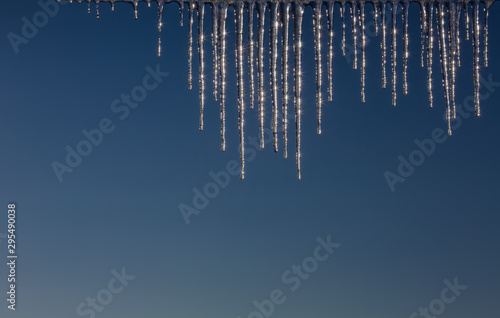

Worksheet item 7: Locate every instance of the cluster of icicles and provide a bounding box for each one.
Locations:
[62,0,494,179]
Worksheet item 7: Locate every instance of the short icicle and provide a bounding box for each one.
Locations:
[179,1,184,26]
[257,2,267,148]
[294,3,305,180]
[484,3,490,67]
[133,1,138,20]
[313,1,323,133]
[341,1,346,56]
[96,1,100,19]
[327,2,334,102]
[198,3,206,131]
[157,1,164,57]
[351,1,358,70]
[373,3,379,36]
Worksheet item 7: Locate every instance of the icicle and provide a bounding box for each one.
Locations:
[351,2,358,70]
[402,1,409,95]
[88,0,91,14]
[111,1,114,11]
[219,3,228,151]
[427,2,433,108]
[257,2,267,148]
[327,2,334,102]
[211,4,218,101]
[313,1,323,133]
[157,2,164,57]
[456,4,461,68]
[391,1,397,107]
[235,2,245,179]
[465,3,470,41]
[436,3,452,135]
[248,2,256,109]
[360,1,366,102]
[419,2,427,68]
[484,3,489,67]
[148,1,151,8]
[294,3,305,180]
[449,1,457,118]
[198,3,205,131]
[188,3,195,91]
[133,1,138,20]
[472,1,480,117]
[96,1,100,19]
[373,3,379,36]
[178,1,184,26]
[381,2,387,89]
[270,2,280,151]
[341,1,346,56]
[282,2,291,158]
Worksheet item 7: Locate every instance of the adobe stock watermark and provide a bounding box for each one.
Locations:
[51,64,169,182]
[384,74,500,192]
[75,267,135,318]
[7,0,68,54]
[178,111,295,225]
[237,234,340,318]
[408,277,467,318]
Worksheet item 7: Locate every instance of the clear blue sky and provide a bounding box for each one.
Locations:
[0,1,499,318]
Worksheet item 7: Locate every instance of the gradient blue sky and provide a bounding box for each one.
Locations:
[0,1,499,318]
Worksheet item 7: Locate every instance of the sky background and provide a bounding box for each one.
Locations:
[0,1,499,318]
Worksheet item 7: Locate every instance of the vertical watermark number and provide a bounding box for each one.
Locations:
[6,203,17,310]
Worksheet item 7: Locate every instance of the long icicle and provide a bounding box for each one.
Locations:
[211,3,219,101]
[198,3,205,130]
[188,3,195,91]
[402,1,409,95]
[270,2,280,151]
[391,1,397,107]
[456,2,461,68]
[327,2,334,102]
[236,2,245,179]
[282,2,291,158]
[436,2,452,135]
[381,2,387,89]
[360,1,366,102]
[248,2,256,108]
[313,1,323,133]
[294,3,304,180]
[472,0,480,117]
[219,2,228,151]
[449,0,457,118]
[427,2,433,108]
[257,2,267,148]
